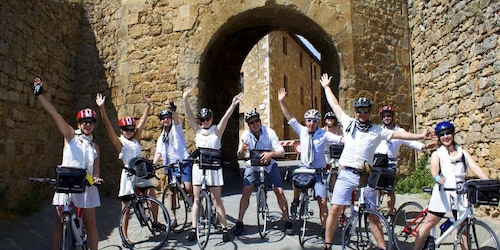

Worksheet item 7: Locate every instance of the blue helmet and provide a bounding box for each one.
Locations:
[434,121,455,134]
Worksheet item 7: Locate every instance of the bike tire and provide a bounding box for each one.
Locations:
[196,191,212,250]
[392,201,424,250]
[163,186,189,233]
[119,196,171,250]
[256,185,269,238]
[62,214,74,250]
[453,219,500,250]
[298,192,308,247]
[342,208,393,250]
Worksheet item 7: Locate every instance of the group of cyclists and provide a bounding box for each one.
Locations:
[33,70,492,249]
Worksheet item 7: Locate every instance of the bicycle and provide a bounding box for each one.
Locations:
[118,157,171,250]
[191,147,224,250]
[342,184,393,250]
[161,160,193,233]
[392,179,500,250]
[29,166,98,250]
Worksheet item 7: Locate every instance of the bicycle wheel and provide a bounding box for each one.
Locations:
[392,201,424,250]
[61,214,74,250]
[119,196,171,250]
[298,192,308,246]
[256,185,269,238]
[163,186,189,233]
[342,208,393,250]
[196,191,212,250]
[454,219,500,250]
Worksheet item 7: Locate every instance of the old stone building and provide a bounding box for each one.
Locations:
[239,31,321,140]
[1,0,499,217]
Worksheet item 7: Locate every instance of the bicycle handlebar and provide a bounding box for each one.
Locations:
[28,177,102,186]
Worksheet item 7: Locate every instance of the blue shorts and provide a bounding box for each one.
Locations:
[243,163,283,188]
[330,169,359,205]
[166,161,192,183]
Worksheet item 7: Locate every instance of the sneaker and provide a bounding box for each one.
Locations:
[170,219,177,228]
[386,214,394,225]
[222,228,230,242]
[290,201,298,218]
[233,221,244,236]
[322,243,332,250]
[284,220,293,235]
[152,222,166,232]
[187,228,196,241]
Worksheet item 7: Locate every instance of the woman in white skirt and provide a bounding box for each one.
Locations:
[413,121,488,250]
[183,86,243,242]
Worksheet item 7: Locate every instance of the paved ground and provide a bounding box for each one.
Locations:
[1,161,499,250]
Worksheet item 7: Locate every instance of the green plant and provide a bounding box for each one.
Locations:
[396,155,434,194]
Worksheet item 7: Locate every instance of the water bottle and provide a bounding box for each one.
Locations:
[439,217,454,235]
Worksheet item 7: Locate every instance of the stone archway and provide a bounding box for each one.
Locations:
[197,6,341,172]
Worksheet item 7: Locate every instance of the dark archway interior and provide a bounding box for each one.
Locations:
[198,4,340,173]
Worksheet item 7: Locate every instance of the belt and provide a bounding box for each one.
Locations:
[343,166,361,175]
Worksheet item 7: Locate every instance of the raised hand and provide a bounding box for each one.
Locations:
[278,88,287,101]
[143,94,152,107]
[96,93,105,107]
[320,73,332,88]
[33,77,44,96]
[183,86,193,99]
[232,92,244,105]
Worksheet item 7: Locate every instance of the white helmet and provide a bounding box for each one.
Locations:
[304,109,321,120]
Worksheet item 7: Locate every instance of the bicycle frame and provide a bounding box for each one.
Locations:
[165,162,193,207]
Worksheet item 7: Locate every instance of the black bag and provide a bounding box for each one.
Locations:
[55,166,87,193]
[329,144,344,160]
[199,147,222,169]
[373,153,389,167]
[292,173,316,189]
[250,149,270,166]
[367,166,396,191]
[466,179,500,205]
[129,157,155,179]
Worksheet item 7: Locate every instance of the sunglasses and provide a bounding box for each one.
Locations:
[199,118,211,122]
[247,119,260,125]
[356,110,370,114]
[78,118,96,124]
[306,119,318,123]
[382,114,392,118]
[121,127,136,132]
[438,131,453,137]
[160,116,172,120]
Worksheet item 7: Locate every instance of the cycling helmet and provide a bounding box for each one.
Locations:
[76,108,97,122]
[324,111,336,120]
[197,108,213,119]
[158,110,172,119]
[379,105,395,115]
[353,97,373,109]
[244,109,260,122]
[118,116,136,127]
[304,109,321,120]
[434,121,455,134]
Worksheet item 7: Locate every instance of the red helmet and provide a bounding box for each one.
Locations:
[379,106,395,115]
[118,116,136,127]
[76,108,97,122]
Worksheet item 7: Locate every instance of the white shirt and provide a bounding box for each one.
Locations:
[288,118,342,169]
[375,125,424,162]
[240,125,284,172]
[155,122,190,164]
[338,113,393,169]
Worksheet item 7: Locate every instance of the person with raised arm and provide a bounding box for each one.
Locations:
[182,86,243,242]
[319,73,432,250]
[34,77,102,250]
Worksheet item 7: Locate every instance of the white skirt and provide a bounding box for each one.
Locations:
[52,185,101,208]
[191,163,224,186]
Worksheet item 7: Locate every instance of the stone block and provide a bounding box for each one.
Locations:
[173,4,197,31]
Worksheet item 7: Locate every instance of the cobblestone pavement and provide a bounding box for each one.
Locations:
[1,163,498,250]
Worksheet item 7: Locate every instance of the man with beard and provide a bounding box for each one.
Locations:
[319,73,432,250]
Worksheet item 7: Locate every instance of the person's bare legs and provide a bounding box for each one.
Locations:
[190,185,202,229]
[273,187,290,220]
[82,208,98,250]
[368,213,386,248]
[51,208,62,250]
[324,204,345,248]
[210,186,228,229]
[387,192,396,216]
[237,184,254,221]
[413,213,441,250]
[318,197,328,229]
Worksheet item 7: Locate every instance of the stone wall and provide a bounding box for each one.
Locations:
[0,0,84,213]
[410,0,500,216]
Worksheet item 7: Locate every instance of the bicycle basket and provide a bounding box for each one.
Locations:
[250,149,271,166]
[198,147,222,169]
[55,166,87,193]
[292,173,316,189]
[466,179,500,205]
[329,144,344,160]
[367,167,396,191]
[372,153,389,167]
[129,157,155,179]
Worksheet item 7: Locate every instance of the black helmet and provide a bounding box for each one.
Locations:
[197,107,213,119]
[158,110,172,119]
[353,97,373,109]
[244,109,260,122]
[324,111,336,120]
